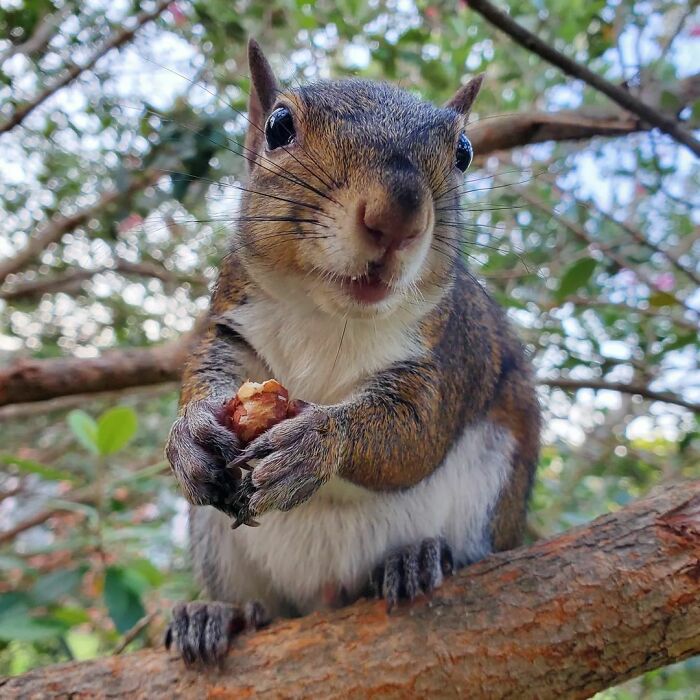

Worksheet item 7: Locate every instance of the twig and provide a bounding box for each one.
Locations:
[552,296,698,333]
[546,180,700,286]
[0,1,172,135]
[113,612,158,654]
[466,0,700,158]
[0,4,72,67]
[0,383,178,421]
[0,259,207,302]
[539,377,699,412]
[0,486,97,546]
[0,170,161,285]
[519,189,698,319]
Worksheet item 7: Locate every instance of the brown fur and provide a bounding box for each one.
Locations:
[170,40,540,550]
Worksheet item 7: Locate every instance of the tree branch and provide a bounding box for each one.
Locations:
[0,171,161,285]
[0,335,190,408]
[0,1,171,135]
[2,481,699,698]
[0,259,207,302]
[466,0,700,157]
[518,189,700,319]
[0,4,72,67]
[541,378,700,413]
[545,179,700,287]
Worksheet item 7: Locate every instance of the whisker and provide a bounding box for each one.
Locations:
[122,103,338,207]
[156,169,332,218]
[138,56,339,197]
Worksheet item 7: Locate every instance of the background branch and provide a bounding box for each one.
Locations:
[0,171,161,286]
[541,378,699,413]
[0,1,172,135]
[466,0,700,157]
[2,482,699,698]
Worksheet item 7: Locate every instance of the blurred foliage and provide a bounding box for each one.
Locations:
[0,0,698,694]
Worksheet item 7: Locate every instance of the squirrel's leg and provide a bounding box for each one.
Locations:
[367,537,454,610]
[165,600,269,666]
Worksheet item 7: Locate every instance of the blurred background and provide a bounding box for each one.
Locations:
[0,0,698,695]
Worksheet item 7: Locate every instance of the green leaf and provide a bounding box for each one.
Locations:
[0,454,77,483]
[50,606,91,626]
[31,567,85,605]
[96,407,138,455]
[129,559,166,588]
[0,592,30,617]
[67,410,99,454]
[0,610,67,642]
[556,258,597,300]
[104,566,146,633]
[649,290,678,308]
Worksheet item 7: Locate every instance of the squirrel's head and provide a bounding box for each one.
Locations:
[236,39,483,319]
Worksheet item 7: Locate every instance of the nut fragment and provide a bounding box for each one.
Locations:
[224,379,290,444]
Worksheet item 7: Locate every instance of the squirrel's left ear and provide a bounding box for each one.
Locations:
[245,39,279,169]
[445,74,484,120]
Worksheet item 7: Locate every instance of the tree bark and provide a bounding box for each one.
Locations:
[2,481,699,699]
[0,337,188,407]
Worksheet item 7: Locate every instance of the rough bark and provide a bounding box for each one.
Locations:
[0,337,188,407]
[2,481,699,699]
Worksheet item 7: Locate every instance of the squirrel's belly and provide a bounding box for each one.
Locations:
[208,420,515,614]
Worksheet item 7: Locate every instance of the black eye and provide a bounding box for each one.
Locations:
[265,107,295,150]
[455,133,473,172]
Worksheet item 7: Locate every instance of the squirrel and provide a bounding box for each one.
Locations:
[164,39,540,666]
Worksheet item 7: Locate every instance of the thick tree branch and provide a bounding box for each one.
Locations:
[2,481,699,698]
[470,107,641,154]
[466,0,700,157]
[0,336,189,408]
[469,72,699,155]
[0,1,171,135]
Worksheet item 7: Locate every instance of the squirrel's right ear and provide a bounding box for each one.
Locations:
[245,39,280,169]
[445,74,484,120]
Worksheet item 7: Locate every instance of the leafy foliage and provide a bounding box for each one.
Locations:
[0,0,698,694]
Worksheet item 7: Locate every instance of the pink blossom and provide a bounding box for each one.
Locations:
[654,272,675,292]
[117,214,144,234]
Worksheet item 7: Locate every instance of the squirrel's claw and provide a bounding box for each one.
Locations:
[369,537,454,611]
[165,600,269,667]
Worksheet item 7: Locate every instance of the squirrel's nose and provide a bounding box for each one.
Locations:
[357,186,429,252]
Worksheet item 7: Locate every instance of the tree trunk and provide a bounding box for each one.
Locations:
[2,481,699,699]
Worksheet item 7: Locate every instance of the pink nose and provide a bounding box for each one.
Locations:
[357,195,428,252]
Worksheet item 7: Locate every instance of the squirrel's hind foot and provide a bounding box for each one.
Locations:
[369,537,454,611]
[165,600,269,667]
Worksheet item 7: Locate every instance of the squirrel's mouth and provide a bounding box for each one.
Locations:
[338,266,391,304]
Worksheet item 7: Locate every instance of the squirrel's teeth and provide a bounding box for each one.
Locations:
[351,276,359,281]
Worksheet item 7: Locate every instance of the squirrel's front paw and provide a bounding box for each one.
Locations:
[165,600,269,667]
[165,398,243,515]
[231,405,337,517]
[369,537,454,611]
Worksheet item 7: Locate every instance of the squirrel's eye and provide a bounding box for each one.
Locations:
[265,107,295,150]
[455,133,473,172]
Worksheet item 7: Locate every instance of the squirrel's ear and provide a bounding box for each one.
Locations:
[245,39,279,168]
[445,74,484,119]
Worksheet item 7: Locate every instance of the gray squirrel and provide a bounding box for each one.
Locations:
[164,39,540,665]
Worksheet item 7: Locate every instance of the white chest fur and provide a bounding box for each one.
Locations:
[198,421,514,614]
[224,291,423,404]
